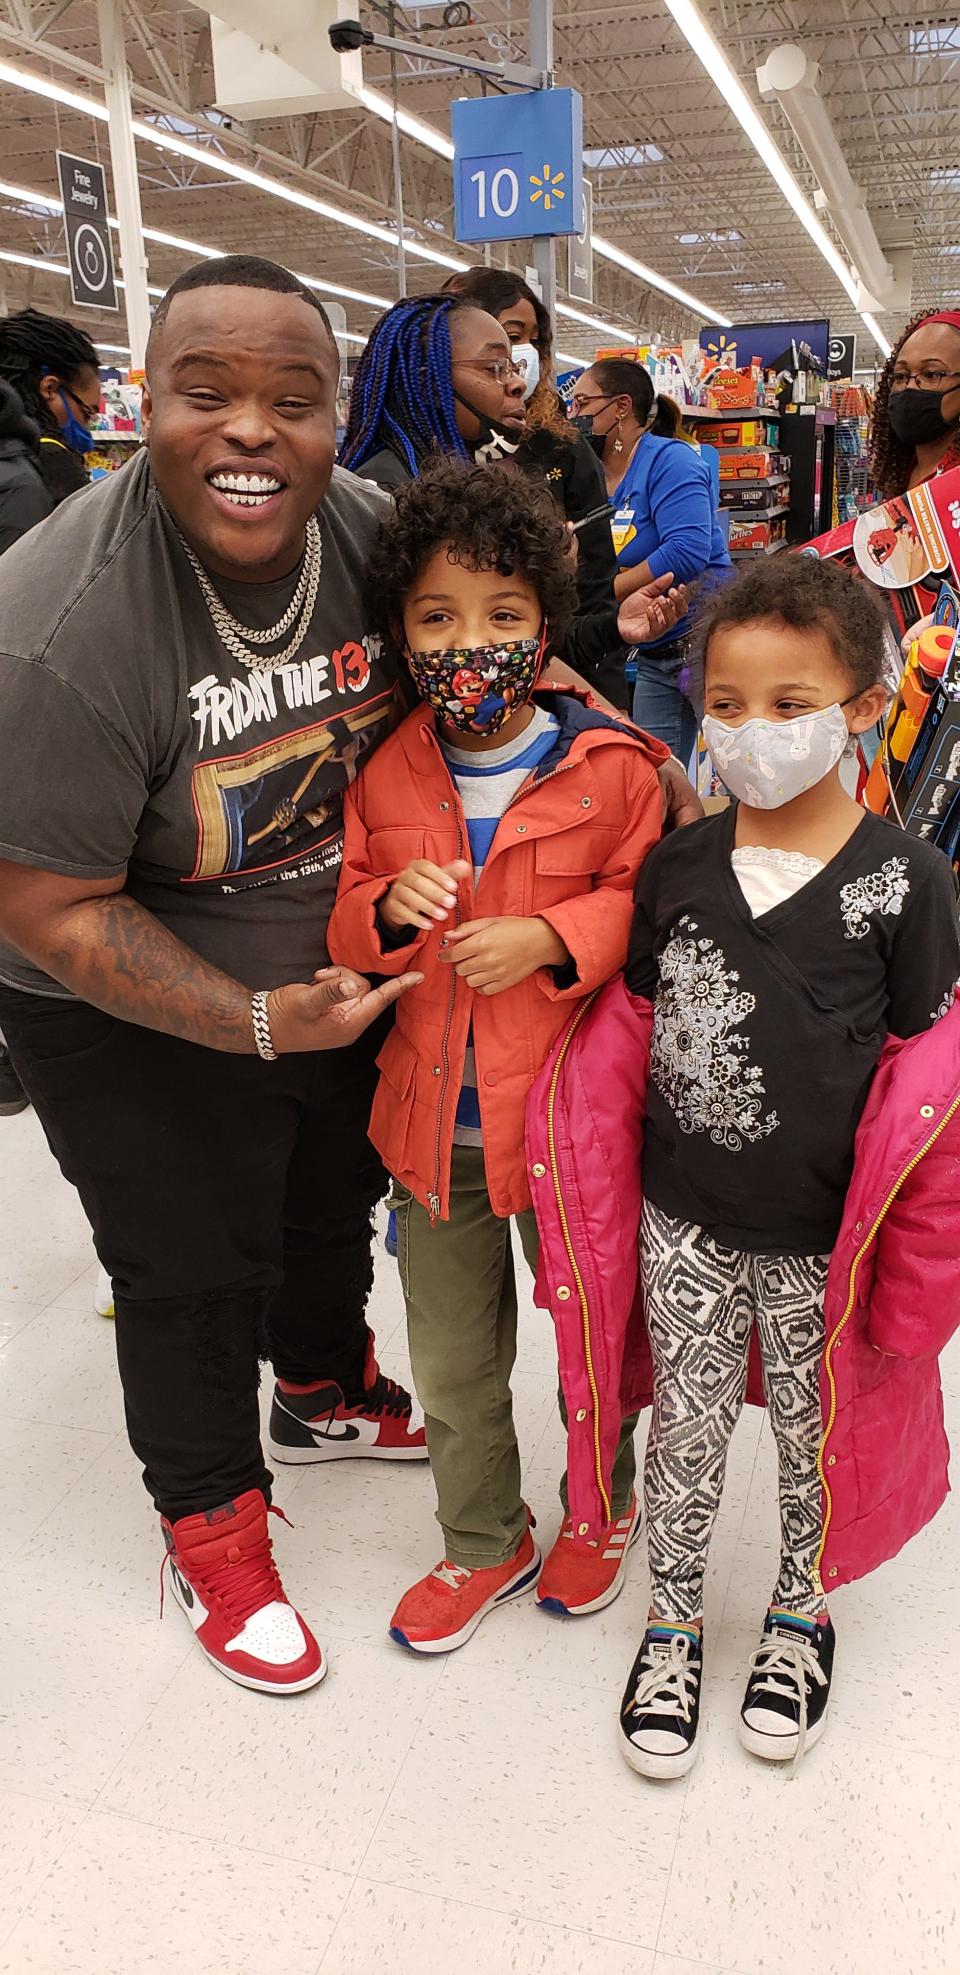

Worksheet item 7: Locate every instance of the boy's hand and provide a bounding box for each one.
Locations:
[381,858,471,934]
[440,915,569,994]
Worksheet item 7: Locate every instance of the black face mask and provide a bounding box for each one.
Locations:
[453,388,523,463]
[887,386,958,449]
[570,402,615,459]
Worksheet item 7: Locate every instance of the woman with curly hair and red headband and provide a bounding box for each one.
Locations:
[870,307,960,497]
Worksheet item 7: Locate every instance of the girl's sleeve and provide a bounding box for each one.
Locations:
[886,852,960,1038]
[625,845,662,998]
[644,448,713,586]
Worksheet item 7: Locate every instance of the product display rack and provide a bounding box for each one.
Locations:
[682,405,791,560]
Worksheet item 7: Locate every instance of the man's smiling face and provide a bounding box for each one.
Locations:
[142,283,340,585]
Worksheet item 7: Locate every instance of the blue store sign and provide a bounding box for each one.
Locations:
[452,88,584,243]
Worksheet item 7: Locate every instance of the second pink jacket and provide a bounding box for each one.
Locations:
[525,976,960,1583]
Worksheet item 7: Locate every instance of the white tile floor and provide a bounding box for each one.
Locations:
[0,1100,958,1975]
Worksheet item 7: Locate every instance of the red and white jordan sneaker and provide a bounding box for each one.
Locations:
[268,1331,427,1464]
[161,1488,326,1694]
[389,1527,542,1655]
[536,1495,642,1616]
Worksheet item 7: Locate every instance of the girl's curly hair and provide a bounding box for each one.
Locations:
[869,308,960,497]
[366,455,578,649]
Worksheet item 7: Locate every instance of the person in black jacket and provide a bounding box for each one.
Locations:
[448,266,625,679]
[339,293,676,706]
[0,309,100,534]
[0,379,54,558]
[0,311,100,1114]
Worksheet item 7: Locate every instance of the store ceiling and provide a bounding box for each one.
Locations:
[1,0,958,365]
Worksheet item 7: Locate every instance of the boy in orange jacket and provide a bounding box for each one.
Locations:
[328,458,665,1651]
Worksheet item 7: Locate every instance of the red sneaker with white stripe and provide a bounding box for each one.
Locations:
[389,1527,542,1655]
[268,1331,427,1464]
[536,1495,642,1616]
[161,1488,326,1694]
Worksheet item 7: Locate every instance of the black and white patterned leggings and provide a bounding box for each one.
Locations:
[641,1199,830,1622]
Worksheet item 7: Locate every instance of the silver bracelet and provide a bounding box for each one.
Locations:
[251,990,278,1062]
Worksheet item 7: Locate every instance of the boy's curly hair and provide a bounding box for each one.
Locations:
[366,455,579,648]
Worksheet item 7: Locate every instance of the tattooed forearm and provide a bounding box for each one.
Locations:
[32,892,257,1053]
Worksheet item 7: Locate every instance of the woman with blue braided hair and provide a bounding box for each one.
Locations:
[340,293,526,485]
[341,294,679,706]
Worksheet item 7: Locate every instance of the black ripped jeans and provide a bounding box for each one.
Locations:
[0,987,388,1521]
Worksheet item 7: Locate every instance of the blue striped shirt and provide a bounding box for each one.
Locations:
[441,705,559,1145]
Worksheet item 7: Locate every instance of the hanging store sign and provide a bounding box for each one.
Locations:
[828,334,857,380]
[452,88,584,243]
[566,179,593,302]
[56,150,118,313]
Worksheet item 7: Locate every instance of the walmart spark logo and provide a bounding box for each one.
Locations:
[529,163,566,211]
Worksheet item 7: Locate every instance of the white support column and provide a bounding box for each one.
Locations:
[97,0,152,366]
[529,0,556,328]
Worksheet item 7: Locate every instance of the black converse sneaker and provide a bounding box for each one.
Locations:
[619,1622,703,1779]
[738,1608,835,1765]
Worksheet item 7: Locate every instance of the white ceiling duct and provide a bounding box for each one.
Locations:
[206,0,364,120]
[756,43,911,314]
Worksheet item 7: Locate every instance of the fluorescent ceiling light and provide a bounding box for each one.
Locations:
[662,0,858,304]
[0,174,394,311]
[555,301,635,343]
[661,1,897,359]
[0,177,62,212]
[0,242,164,294]
[860,311,892,360]
[592,232,732,326]
[357,84,455,161]
[0,246,71,277]
[0,56,109,120]
[0,244,369,344]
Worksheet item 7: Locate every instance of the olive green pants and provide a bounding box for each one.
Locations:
[394,1144,638,1568]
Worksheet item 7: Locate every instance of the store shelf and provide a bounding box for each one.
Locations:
[727,501,791,520]
[90,431,141,443]
[681,404,782,421]
[719,474,790,494]
[730,539,788,557]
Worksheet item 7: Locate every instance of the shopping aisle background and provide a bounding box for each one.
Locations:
[0,1099,957,1975]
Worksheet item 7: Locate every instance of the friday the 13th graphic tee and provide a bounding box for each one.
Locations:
[0,449,400,997]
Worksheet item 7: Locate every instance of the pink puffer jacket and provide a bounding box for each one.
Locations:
[525,976,960,1584]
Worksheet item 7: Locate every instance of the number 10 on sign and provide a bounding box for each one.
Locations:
[468,156,522,222]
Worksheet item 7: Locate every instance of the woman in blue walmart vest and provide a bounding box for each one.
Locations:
[570,358,731,762]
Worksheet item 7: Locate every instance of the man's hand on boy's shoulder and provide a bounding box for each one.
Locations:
[439,915,569,995]
[657,756,704,831]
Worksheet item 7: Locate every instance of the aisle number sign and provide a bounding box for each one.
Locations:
[452,89,584,243]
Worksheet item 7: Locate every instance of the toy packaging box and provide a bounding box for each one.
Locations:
[700,419,780,449]
[718,481,786,512]
[801,466,960,846]
[800,463,960,642]
[728,514,789,554]
[717,450,790,481]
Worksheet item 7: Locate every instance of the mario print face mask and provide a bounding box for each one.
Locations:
[406,629,546,736]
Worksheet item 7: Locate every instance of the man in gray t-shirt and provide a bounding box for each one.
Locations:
[0,257,425,1697]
